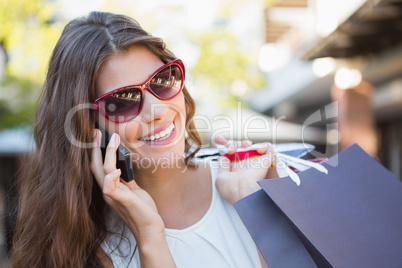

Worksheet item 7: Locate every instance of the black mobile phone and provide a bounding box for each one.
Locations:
[96,125,135,182]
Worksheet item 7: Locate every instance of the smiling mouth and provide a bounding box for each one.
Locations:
[139,122,175,142]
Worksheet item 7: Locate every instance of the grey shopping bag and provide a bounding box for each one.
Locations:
[235,144,402,268]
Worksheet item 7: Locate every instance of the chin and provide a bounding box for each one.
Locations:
[130,142,186,170]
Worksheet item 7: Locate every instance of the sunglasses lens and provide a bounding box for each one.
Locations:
[103,88,141,122]
[150,64,183,99]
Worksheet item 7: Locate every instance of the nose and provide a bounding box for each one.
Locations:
[139,90,169,124]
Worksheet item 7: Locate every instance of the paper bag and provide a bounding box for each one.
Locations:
[235,144,402,267]
[234,189,317,267]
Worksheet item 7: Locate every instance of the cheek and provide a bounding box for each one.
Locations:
[178,92,186,114]
[116,121,142,146]
[119,93,188,156]
[172,93,187,140]
[172,92,187,123]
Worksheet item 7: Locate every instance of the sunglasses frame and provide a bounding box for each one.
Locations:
[94,59,185,123]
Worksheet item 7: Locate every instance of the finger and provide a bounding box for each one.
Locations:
[256,148,277,178]
[91,129,105,189]
[215,136,236,154]
[253,143,271,155]
[240,140,252,148]
[227,140,240,155]
[218,156,232,173]
[121,178,141,190]
[103,170,138,206]
[103,169,122,198]
[252,144,275,167]
[104,133,120,174]
[216,137,249,155]
[215,136,228,146]
[264,145,276,164]
[254,154,275,181]
[256,147,269,154]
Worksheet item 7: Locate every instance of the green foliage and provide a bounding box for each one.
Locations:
[264,0,281,8]
[0,75,40,129]
[0,0,42,41]
[187,29,265,109]
[0,0,63,129]
[0,0,267,128]
[0,99,36,129]
[192,31,247,86]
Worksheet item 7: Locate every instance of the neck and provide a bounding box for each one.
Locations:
[133,158,193,203]
[132,159,212,229]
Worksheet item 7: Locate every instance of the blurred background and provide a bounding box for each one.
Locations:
[1,0,402,265]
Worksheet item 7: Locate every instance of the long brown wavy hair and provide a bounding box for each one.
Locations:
[11,11,202,267]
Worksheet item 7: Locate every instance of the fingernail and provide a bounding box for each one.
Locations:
[245,140,252,146]
[110,133,116,146]
[112,169,121,174]
[93,130,99,146]
[97,129,102,145]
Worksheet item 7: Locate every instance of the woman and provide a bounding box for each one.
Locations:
[11,11,275,267]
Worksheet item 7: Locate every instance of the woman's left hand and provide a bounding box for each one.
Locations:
[214,136,278,204]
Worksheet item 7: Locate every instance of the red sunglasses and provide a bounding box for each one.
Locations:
[94,59,185,123]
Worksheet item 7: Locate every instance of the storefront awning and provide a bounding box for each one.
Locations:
[302,0,402,60]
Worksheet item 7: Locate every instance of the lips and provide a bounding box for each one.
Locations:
[139,121,175,142]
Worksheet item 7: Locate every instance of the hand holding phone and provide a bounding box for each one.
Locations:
[91,126,167,248]
[96,125,135,182]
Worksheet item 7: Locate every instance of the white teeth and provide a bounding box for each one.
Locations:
[167,125,173,133]
[140,123,175,141]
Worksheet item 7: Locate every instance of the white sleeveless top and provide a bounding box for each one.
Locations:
[101,160,261,268]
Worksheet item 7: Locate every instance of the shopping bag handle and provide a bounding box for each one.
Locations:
[276,153,328,186]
